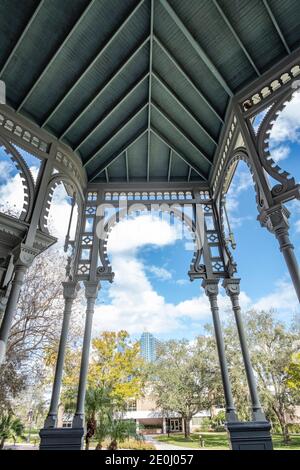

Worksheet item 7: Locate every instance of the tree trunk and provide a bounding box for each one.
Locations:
[274,407,290,444]
[108,439,118,450]
[280,420,290,444]
[183,418,190,438]
[0,438,5,450]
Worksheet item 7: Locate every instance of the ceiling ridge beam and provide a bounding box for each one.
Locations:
[167,149,172,182]
[147,0,154,182]
[152,71,218,146]
[212,0,260,76]
[0,0,45,77]
[84,102,148,168]
[262,0,291,54]
[57,37,149,139]
[150,127,207,180]
[153,35,224,123]
[74,72,149,151]
[159,0,233,96]
[89,127,148,181]
[151,101,212,166]
[41,0,146,127]
[17,0,98,111]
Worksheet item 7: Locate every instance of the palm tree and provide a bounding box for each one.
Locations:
[0,412,25,449]
[85,387,112,450]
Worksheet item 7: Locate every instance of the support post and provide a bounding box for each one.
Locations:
[259,205,300,303]
[202,279,237,422]
[72,281,100,429]
[43,281,79,428]
[223,278,266,421]
[0,244,37,364]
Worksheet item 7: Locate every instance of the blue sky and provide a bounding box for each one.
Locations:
[1,91,300,341]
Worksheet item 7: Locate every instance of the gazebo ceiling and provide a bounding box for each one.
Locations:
[0,0,299,183]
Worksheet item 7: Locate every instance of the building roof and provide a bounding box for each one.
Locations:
[1,0,299,183]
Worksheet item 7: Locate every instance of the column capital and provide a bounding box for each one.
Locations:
[258,204,290,234]
[202,278,219,296]
[12,243,39,268]
[223,278,241,296]
[62,281,80,300]
[83,280,100,300]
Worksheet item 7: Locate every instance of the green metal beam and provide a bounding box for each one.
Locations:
[89,127,148,182]
[17,0,97,111]
[125,149,129,183]
[150,127,207,180]
[58,37,150,139]
[159,0,233,96]
[147,0,154,182]
[0,0,45,77]
[74,72,149,151]
[152,71,218,146]
[187,166,192,182]
[212,0,260,76]
[41,0,146,127]
[84,103,148,168]
[262,0,291,54]
[152,102,212,167]
[153,35,224,123]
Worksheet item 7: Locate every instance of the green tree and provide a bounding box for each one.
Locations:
[286,352,300,392]
[62,331,146,449]
[224,310,300,443]
[150,338,217,438]
[0,412,25,449]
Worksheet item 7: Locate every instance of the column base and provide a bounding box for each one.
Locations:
[39,427,84,450]
[226,421,273,450]
[43,414,57,429]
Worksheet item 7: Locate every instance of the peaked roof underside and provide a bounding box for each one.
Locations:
[1,0,300,183]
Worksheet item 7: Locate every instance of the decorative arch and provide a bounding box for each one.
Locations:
[256,88,298,198]
[39,173,83,234]
[97,204,203,281]
[0,136,35,221]
[218,147,267,276]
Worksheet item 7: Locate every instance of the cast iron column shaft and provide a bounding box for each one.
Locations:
[0,265,27,363]
[223,278,266,421]
[44,281,79,428]
[73,281,99,428]
[259,205,300,303]
[275,226,300,301]
[202,279,237,422]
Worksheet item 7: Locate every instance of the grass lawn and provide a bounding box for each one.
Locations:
[155,432,300,450]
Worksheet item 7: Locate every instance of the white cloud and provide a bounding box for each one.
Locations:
[270,145,290,163]
[270,91,300,144]
[176,279,189,286]
[107,214,178,254]
[252,279,299,315]
[147,265,172,281]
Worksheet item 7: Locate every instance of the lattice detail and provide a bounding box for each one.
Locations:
[212,116,237,194]
[241,64,300,112]
[103,190,194,201]
[55,151,85,188]
[0,113,49,152]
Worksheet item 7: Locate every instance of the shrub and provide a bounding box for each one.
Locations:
[118,439,156,450]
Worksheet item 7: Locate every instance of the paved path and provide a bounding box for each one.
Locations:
[145,435,198,451]
[4,443,38,450]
